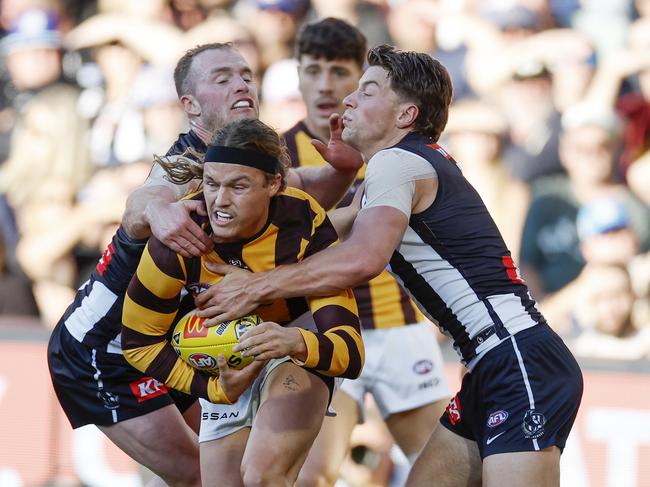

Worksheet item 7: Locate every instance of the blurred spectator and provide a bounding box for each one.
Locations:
[519,103,650,299]
[442,99,529,259]
[536,196,647,336]
[169,0,208,30]
[388,1,493,101]
[0,195,38,317]
[337,397,397,487]
[310,0,391,48]
[64,13,182,166]
[571,0,630,58]
[0,8,91,208]
[576,197,640,265]
[237,0,310,69]
[183,14,263,81]
[568,263,650,360]
[627,148,650,206]
[499,60,564,183]
[584,16,650,179]
[479,4,544,41]
[130,65,186,163]
[260,58,305,131]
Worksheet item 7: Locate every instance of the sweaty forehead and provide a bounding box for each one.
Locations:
[193,49,250,77]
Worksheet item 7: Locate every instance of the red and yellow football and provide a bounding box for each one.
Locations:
[171,310,261,375]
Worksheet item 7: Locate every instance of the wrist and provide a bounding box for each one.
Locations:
[244,271,274,304]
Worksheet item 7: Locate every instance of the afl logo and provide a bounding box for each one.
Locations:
[413,359,433,375]
[188,353,217,369]
[487,410,509,428]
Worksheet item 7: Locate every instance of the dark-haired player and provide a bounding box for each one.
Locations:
[198,45,584,487]
[283,19,450,486]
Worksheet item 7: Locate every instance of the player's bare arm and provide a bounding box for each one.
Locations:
[196,205,408,324]
[122,160,212,257]
[287,114,364,210]
[327,181,364,238]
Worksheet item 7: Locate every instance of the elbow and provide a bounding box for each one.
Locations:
[351,252,385,285]
[343,364,363,380]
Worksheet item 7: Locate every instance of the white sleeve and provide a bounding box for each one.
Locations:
[361,148,437,219]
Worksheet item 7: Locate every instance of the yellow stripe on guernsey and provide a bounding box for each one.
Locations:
[285,122,421,330]
[137,244,186,298]
[122,186,363,403]
[122,297,177,337]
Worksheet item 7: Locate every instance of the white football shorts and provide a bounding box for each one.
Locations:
[339,322,451,420]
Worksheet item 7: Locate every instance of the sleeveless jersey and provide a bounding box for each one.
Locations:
[284,120,423,330]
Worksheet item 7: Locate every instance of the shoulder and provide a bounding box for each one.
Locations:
[166,131,206,158]
[367,147,436,182]
[145,236,186,278]
[277,186,325,214]
[274,187,328,226]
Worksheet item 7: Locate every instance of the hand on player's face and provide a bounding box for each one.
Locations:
[217,354,267,403]
[196,262,261,325]
[311,113,364,173]
[148,199,212,257]
[233,321,308,363]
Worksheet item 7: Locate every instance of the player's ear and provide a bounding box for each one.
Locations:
[396,103,418,130]
[180,94,201,117]
[268,173,282,196]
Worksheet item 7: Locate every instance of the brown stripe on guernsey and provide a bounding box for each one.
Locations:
[127,277,181,315]
[121,326,169,349]
[352,284,375,329]
[190,369,210,398]
[146,238,187,281]
[331,328,363,377]
[145,345,182,384]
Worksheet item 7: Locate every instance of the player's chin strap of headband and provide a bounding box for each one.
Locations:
[204,145,279,174]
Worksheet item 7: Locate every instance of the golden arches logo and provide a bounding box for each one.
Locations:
[183,314,208,338]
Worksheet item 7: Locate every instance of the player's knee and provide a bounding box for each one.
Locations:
[241,466,285,487]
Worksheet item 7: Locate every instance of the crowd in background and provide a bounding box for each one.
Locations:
[1,0,650,482]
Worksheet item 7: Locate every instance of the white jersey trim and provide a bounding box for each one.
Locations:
[64,281,119,343]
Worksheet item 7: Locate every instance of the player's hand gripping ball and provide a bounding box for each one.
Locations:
[171,310,261,375]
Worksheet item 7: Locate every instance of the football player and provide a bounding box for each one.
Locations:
[283,18,451,486]
[47,42,362,486]
[122,118,364,486]
[195,45,584,487]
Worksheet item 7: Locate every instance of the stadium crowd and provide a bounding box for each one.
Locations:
[1,0,650,485]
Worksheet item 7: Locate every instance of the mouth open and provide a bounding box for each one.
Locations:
[232,99,254,110]
[214,211,234,224]
[316,101,338,115]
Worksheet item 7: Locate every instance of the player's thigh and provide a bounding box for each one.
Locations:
[385,396,448,459]
[243,363,330,483]
[200,427,250,487]
[405,423,481,487]
[99,403,200,485]
[297,390,360,487]
[181,399,201,435]
[483,446,560,487]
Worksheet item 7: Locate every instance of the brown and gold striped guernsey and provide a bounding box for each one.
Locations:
[122,187,363,404]
[284,120,424,329]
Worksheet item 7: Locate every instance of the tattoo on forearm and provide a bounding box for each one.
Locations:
[283,374,300,391]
